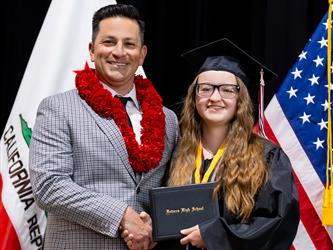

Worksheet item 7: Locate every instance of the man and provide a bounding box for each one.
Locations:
[29,4,178,249]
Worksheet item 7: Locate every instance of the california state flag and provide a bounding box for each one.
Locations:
[0,1,115,249]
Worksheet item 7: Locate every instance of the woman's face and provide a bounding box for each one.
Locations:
[195,70,239,127]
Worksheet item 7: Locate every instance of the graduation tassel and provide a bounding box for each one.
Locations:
[257,68,268,139]
[322,0,333,226]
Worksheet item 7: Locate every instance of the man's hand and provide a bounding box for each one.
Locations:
[120,207,153,250]
[139,212,156,249]
[180,225,206,248]
[139,211,152,225]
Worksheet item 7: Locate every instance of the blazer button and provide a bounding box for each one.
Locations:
[136,187,141,194]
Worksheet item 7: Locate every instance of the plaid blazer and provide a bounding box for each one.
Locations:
[29,89,179,249]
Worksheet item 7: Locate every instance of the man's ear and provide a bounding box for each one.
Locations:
[89,42,95,62]
[139,45,147,66]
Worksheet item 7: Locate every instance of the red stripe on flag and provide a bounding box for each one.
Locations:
[293,172,333,249]
[264,117,333,250]
[0,174,21,250]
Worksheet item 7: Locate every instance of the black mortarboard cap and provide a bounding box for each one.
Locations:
[181,38,277,86]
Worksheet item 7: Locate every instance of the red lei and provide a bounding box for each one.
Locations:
[75,63,165,173]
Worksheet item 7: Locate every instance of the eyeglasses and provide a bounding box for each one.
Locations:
[196,83,240,99]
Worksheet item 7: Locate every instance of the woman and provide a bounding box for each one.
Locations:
[124,38,300,250]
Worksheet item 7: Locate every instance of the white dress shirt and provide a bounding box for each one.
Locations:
[102,83,142,144]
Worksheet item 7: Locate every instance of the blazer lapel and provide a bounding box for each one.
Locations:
[80,97,137,182]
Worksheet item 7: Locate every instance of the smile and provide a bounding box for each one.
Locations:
[207,106,224,111]
[108,61,128,67]
[208,105,224,108]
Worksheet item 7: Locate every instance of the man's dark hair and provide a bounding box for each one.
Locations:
[92,4,145,44]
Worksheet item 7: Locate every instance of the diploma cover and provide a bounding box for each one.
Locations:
[149,182,220,241]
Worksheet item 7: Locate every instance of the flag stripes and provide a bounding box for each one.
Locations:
[265,96,333,249]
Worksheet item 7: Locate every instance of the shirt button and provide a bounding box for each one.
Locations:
[136,187,141,194]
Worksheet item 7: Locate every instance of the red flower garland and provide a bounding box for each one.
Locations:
[75,63,165,173]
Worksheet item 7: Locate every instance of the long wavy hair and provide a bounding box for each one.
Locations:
[168,75,268,221]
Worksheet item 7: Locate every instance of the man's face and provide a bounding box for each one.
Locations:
[89,16,147,93]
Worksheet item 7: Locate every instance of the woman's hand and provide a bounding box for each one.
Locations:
[180,225,206,248]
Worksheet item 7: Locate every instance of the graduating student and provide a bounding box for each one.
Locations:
[161,38,300,249]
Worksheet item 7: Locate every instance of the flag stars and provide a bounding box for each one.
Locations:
[287,86,298,98]
[324,83,333,90]
[313,137,325,150]
[291,68,302,79]
[318,37,328,48]
[323,19,332,30]
[313,55,324,67]
[318,119,328,130]
[308,74,319,86]
[321,99,331,111]
[298,50,307,61]
[304,93,315,105]
[299,112,311,124]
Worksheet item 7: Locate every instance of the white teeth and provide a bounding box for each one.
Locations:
[208,106,223,108]
[109,61,127,66]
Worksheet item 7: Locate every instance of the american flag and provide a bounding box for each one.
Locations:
[264,12,333,249]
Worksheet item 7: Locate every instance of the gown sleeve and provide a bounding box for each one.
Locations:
[199,142,300,250]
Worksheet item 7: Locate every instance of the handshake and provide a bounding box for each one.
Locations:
[119,206,206,250]
[120,207,156,250]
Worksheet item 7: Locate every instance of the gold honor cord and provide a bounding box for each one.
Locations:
[195,142,225,184]
[323,0,333,226]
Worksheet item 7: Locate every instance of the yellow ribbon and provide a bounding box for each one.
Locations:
[195,142,225,184]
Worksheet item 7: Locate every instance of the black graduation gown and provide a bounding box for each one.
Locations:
[156,140,300,250]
